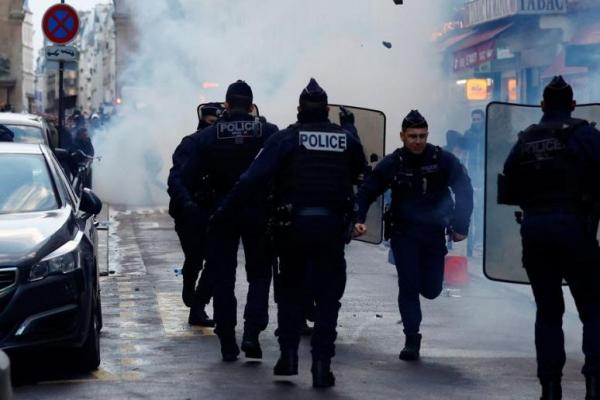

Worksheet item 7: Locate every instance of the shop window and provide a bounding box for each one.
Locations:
[507,78,518,102]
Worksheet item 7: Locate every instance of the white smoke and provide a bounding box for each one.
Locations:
[94,0,447,206]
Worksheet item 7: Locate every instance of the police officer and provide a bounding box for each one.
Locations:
[354,110,473,362]
[498,76,600,400]
[167,106,222,327]
[215,78,366,387]
[181,80,279,361]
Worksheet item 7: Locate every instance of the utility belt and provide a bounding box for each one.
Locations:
[518,202,600,237]
[271,201,357,243]
[383,208,450,240]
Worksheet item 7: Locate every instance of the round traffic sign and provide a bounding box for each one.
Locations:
[42,4,80,45]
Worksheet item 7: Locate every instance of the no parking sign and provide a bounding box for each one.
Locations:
[42,3,80,45]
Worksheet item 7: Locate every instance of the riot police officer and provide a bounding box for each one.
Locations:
[167,106,222,327]
[498,76,600,400]
[215,79,366,388]
[354,110,473,362]
[181,80,279,362]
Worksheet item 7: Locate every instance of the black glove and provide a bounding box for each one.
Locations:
[339,106,355,126]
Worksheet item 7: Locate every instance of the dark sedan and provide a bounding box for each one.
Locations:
[0,143,103,371]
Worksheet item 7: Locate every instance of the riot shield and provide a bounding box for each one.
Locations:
[196,103,260,127]
[484,102,600,284]
[329,105,386,245]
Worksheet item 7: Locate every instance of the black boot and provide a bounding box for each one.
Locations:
[219,335,240,362]
[241,331,262,359]
[399,334,422,361]
[188,305,215,327]
[182,273,196,308]
[540,379,562,400]
[312,359,335,389]
[587,376,600,400]
[273,349,298,376]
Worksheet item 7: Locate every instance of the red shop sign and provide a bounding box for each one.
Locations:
[454,40,496,72]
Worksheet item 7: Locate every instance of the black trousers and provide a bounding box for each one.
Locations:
[275,215,347,361]
[206,210,272,338]
[390,225,447,335]
[521,213,600,381]
[174,222,214,307]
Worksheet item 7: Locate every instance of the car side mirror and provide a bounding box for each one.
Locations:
[80,188,103,215]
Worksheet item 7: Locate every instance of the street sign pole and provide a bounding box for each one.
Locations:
[42,0,79,142]
[58,0,65,139]
[58,60,64,135]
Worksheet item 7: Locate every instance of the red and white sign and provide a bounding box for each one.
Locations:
[454,40,496,72]
[42,4,80,45]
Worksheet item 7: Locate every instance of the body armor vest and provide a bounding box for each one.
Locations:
[513,118,589,211]
[389,146,454,226]
[206,115,266,199]
[275,122,354,211]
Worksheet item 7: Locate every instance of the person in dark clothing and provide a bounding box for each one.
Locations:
[72,127,94,157]
[463,109,485,257]
[181,80,279,362]
[214,79,366,388]
[498,76,600,400]
[167,109,221,327]
[354,110,473,362]
[0,124,14,142]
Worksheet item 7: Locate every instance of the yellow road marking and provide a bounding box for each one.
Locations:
[156,292,215,337]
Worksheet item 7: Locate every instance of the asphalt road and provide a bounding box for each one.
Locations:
[11,207,588,399]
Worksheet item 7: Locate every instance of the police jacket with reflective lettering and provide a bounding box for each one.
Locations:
[217,119,366,216]
[356,144,474,235]
[180,112,279,207]
[503,112,600,212]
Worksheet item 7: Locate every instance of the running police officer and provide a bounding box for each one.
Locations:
[215,79,366,388]
[181,80,278,362]
[498,76,600,400]
[167,103,223,326]
[354,110,473,362]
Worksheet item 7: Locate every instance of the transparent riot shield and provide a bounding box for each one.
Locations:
[484,102,600,284]
[329,105,386,245]
[197,103,260,126]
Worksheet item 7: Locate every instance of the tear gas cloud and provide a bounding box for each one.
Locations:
[94,0,447,206]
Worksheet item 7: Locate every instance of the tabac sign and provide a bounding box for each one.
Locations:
[464,0,566,27]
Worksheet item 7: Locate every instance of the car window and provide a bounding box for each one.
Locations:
[2,124,45,144]
[0,154,59,213]
[49,152,79,207]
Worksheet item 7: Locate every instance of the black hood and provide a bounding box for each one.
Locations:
[0,208,74,267]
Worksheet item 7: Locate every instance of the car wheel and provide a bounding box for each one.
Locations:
[77,298,101,371]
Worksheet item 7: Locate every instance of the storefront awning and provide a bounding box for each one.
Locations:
[436,30,475,51]
[542,51,587,78]
[454,23,513,51]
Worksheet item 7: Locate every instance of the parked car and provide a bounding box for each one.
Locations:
[0,113,59,149]
[0,113,93,195]
[0,143,103,371]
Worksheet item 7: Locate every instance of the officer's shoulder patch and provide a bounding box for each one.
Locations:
[217,121,262,140]
[299,131,347,152]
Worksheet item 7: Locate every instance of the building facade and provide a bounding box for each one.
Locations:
[437,0,600,109]
[0,0,34,112]
[113,0,138,102]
